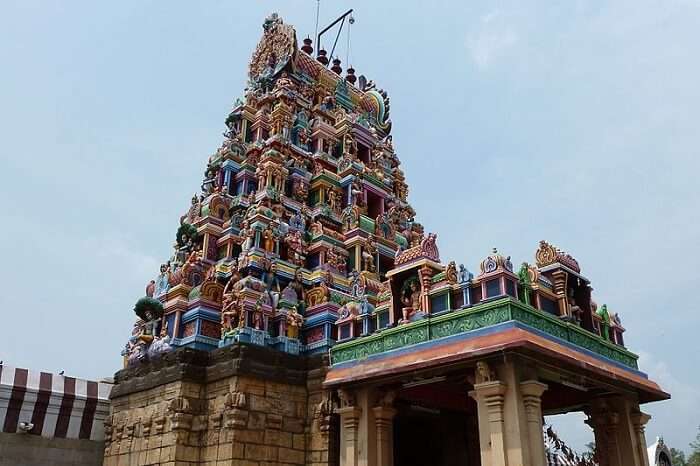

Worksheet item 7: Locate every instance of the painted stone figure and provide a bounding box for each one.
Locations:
[286,306,303,339]
[240,222,254,252]
[458,264,473,284]
[148,321,172,359]
[262,225,275,252]
[362,241,377,273]
[154,263,171,297]
[400,278,421,323]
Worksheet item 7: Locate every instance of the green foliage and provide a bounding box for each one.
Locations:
[688,452,700,466]
[176,223,199,246]
[687,427,700,466]
[691,426,700,452]
[676,425,700,466]
[133,296,164,321]
[671,448,687,466]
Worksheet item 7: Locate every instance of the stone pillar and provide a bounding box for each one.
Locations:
[470,381,508,466]
[586,401,622,466]
[520,380,548,466]
[585,412,608,466]
[614,397,649,466]
[373,407,396,466]
[630,410,652,466]
[470,360,548,466]
[338,406,362,466]
[588,397,651,466]
[337,388,363,466]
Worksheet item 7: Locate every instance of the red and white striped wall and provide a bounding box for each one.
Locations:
[0,364,112,441]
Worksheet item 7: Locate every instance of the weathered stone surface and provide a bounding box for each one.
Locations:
[0,432,105,466]
[105,344,335,466]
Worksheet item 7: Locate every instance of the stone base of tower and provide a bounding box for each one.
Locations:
[104,344,339,466]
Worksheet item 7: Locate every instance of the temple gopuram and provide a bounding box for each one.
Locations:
[107,14,669,466]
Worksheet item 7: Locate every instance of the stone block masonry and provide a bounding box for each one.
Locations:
[104,343,338,466]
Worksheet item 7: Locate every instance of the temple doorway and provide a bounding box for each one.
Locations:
[393,378,480,466]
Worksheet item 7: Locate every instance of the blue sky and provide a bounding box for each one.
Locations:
[1,0,698,454]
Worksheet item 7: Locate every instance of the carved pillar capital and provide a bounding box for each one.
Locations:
[631,409,652,466]
[373,406,397,466]
[372,406,397,424]
[337,406,362,422]
[474,381,507,411]
[470,381,508,466]
[520,381,547,423]
[337,406,362,466]
[520,380,548,466]
[630,410,651,434]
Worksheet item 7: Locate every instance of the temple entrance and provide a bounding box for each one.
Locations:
[331,354,663,466]
[394,407,478,466]
[393,378,481,466]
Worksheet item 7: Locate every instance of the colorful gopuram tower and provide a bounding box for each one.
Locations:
[108,14,669,466]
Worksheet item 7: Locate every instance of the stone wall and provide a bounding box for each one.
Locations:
[104,344,338,466]
[0,432,104,466]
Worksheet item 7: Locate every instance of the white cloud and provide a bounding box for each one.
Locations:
[466,10,519,70]
[636,351,700,451]
[89,233,161,280]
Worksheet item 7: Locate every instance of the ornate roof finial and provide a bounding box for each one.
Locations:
[535,240,581,272]
[249,13,296,82]
[331,58,342,75]
[317,49,329,65]
[346,66,357,85]
[479,248,514,276]
[302,37,314,54]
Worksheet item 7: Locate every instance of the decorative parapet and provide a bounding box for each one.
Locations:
[330,298,639,369]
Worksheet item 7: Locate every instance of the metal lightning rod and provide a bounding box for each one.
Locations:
[316,8,354,66]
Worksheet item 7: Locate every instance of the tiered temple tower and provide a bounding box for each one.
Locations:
[125,12,412,362]
[109,14,668,466]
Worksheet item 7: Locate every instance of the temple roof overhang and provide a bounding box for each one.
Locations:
[324,298,668,404]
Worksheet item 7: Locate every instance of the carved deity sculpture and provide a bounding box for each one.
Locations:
[262,225,275,252]
[475,361,496,384]
[221,293,241,337]
[284,229,306,267]
[362,241,377,273]
[375,212,393,239]
[292,179,308,202]
[148,321,172,359]
[240,222,254,252]
[445,261,458,284]
[297,127,309,150]
[273,72,295,92]
[154,262,172,297]
[253,301,264,330]
[326,187,340,213]
[286,306,303,339]
[326,247,346,273]
[568,287,582,322]
[407,222,425,247]
[180,195,202,225]
[401,279,421,322]
[343,133,357,159]
[458,264,473,284]
[310,217,324,237]
[350,178,364,207]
